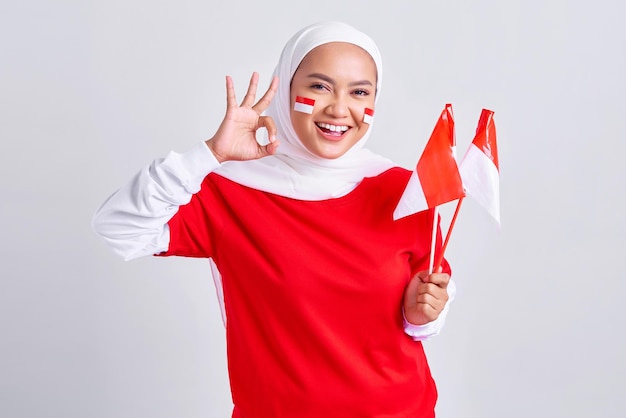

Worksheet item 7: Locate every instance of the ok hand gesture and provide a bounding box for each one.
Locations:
[206,72,280,163]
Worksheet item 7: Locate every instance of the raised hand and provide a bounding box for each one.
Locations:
[206,72,280,163]
[403,268,450,325]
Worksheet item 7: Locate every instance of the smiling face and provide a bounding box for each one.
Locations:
[290,42,377,159]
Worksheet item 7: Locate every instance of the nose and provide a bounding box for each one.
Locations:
[325,93,349,118]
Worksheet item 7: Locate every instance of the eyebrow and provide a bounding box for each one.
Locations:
[306,73,374,87]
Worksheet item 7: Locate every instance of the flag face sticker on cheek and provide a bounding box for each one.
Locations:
[363,108,374,124]
[294,96,315,114]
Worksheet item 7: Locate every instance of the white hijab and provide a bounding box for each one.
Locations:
[210,23,399,323]
[214,21,396,200]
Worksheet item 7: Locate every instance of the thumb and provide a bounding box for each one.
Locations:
[263,138,280,156]
[253,115,280,158]
[257,115,277,143]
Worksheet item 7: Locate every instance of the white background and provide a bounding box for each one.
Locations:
[2,0,625,417]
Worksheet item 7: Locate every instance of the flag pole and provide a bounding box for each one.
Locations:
[428,206,439,274]
[434,197,464,272]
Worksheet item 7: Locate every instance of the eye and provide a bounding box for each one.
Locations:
[310,82,329,91]
[353,88,370,97]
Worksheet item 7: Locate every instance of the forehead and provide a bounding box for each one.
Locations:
[296,42,377,76]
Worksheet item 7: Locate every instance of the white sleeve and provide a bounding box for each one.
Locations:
[402,278,456,341]
[92,142,221,260]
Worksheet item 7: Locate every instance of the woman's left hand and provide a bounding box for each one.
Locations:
[403,269,450,325]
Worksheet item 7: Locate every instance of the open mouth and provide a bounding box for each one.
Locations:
[315,122,350,137]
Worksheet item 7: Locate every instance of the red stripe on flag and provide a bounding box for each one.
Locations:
[472,109,499,170]
[416,105,465,208]
[445,104,455,147]
[364,108,374,116]
[296,96,315,106]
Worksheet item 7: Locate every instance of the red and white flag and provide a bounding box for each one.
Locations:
[294,96,315,114]
[459,109,500,223]
[363,107,374,124]
[393,104,465,220]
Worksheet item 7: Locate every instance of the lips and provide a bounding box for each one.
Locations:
[315,122,350,138]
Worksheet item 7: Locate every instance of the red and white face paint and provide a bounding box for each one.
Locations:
[363,108,374,124]
[294,96,315,114]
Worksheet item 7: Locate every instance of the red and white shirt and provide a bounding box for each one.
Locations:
[93,142,456,418]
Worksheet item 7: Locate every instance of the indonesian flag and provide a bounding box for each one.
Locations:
[363,107,374,124]
[459,109,500,223]
[294,96,315,114]
[393,104,465,220]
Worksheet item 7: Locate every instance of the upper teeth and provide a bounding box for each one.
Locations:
[317,123,349,132]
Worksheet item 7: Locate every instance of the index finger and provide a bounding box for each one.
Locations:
[252,76,279,114]
[428,273,450,289]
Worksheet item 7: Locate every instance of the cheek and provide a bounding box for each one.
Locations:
[290,111,311,136]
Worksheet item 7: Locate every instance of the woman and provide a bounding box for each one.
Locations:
[94,21,455,418]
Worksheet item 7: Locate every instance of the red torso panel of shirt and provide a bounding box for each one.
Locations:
[161,167,448,418]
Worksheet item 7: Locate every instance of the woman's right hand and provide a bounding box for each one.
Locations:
[205,72,280,163]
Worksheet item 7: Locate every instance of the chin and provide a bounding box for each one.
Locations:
[309,146,351,160]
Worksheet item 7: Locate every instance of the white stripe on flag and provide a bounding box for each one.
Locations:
[460,144,500,223]
[294,102,314,114]
[363,108,374,124]
[393,171,428,220]
[294,99,314,114]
